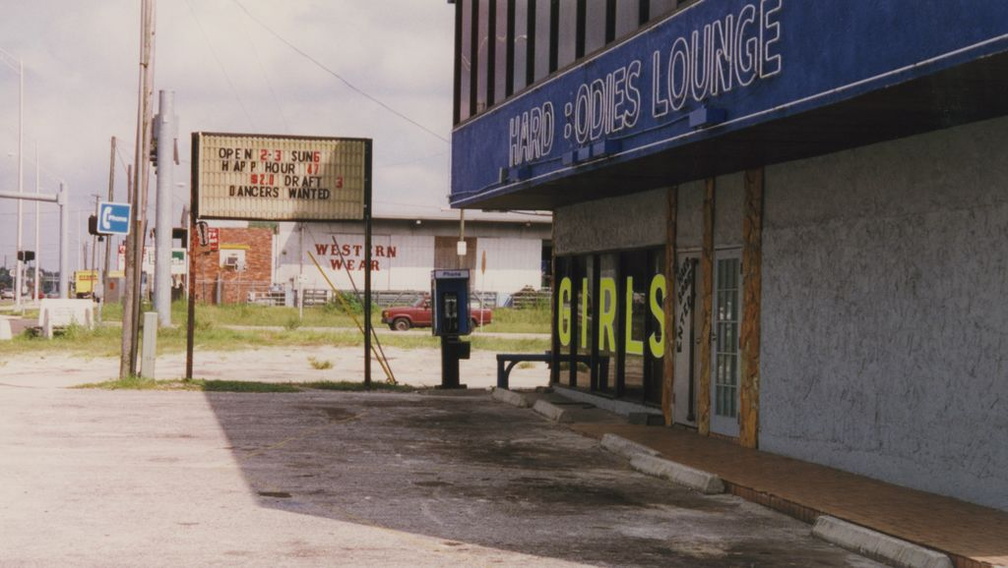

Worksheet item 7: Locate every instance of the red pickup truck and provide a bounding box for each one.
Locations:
[381,295,493,331]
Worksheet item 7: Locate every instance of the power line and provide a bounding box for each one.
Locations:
[237,16,291,132]
[114,142,132,177]
[185,0,256,130]
[230,0,449,144]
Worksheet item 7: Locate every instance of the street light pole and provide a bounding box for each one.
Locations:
[34,142,40,300]
[0,49,24,307]
[15,57,22,306]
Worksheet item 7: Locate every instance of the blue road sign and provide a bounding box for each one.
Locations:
[97,202,131,235]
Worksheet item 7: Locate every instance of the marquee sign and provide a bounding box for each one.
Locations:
[450,0,1008,206]
[192,133,371,221]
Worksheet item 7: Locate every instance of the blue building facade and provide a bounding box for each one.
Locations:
[449,0,1008,512]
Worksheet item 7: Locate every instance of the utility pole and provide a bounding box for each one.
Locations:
[153,90,176,326]
[101,136,116,321]
[121,0,156,379]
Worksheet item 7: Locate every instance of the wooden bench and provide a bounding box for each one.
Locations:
[495,352,608,389]
[36,298,95,339]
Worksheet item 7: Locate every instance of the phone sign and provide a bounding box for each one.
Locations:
[97,202,132,235]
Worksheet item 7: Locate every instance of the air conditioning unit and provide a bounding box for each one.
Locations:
[223,255,239,269]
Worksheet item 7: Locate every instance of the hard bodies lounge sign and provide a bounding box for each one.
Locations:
[451,0,1008,206]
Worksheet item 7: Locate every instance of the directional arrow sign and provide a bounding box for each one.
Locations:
[97,202,131,235]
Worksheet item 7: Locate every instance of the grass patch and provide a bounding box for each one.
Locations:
[0,299,551,359]
[0,321,550,358]
[15,300,552,334]
[490,306,551,333]
[202,380,302,393]
[75,375,175,391]
[302,380,414,392]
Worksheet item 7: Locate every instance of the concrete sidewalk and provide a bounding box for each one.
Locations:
[511,390,1008,568]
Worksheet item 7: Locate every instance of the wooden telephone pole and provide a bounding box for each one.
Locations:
[120,0,156,379]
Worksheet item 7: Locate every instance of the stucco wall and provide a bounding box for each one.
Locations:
[676,180,705,251]
[554,188,667,255]
[761,116,1008,511]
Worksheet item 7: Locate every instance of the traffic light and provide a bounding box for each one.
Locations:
[17,250,35,262]
[87,215,107,241]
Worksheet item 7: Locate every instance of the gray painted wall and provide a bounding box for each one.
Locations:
[714,172,744,248]
[554,176,743,255]
[761,116,1008,512]
[676,180,705,250]
[554,188,667,255]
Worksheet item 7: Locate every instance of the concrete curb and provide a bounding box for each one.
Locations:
[628,453,725,495]
[600,433,661,460]
[811,516,953,568]
[491,388,530,408]
[532,399,571,423]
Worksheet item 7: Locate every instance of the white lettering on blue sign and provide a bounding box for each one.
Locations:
[564,60,642,147]
[653,0,783,118]
[505,0,784,169]
[97,202,132,235]
[508,102,555,168]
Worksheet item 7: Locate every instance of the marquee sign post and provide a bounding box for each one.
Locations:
[188,133,374,385]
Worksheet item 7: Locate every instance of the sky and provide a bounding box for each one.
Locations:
[0,0,456,275]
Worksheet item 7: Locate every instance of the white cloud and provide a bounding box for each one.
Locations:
[0,0,456,273]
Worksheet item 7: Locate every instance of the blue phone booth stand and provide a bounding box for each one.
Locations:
[432,269,472,389]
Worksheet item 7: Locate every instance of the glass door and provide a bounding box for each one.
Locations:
[710,250,742,438]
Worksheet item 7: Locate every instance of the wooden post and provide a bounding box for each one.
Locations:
[739,168,764,449]
[662,186,678,426]
[698,178,715,436]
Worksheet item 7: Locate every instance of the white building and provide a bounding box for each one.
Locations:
[274,212,551,305]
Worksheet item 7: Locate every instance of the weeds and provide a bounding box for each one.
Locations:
[308,357,333,370]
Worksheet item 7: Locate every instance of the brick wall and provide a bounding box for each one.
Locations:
[191,227,273,304]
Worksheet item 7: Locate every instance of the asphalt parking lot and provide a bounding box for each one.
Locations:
[0,377,884,567]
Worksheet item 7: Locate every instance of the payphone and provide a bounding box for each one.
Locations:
[432,269,472,336]
[432,269,472,388]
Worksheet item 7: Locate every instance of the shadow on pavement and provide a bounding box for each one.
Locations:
[202,388,888,568]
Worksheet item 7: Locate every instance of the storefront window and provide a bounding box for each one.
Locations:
[513,0,530,92]
[572,256,592,390]
[614,0,641,40]
[585,2,607,53]
[622,250,648,401]
[557,0,577,68]
[597,254,619,394]
[648,0,677,22]
[555,248,665,406]
[494,0,509,102]
[476,0,491,113]
[644,250,666,405]
[457,0,473,122]
[533,0,552,81]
